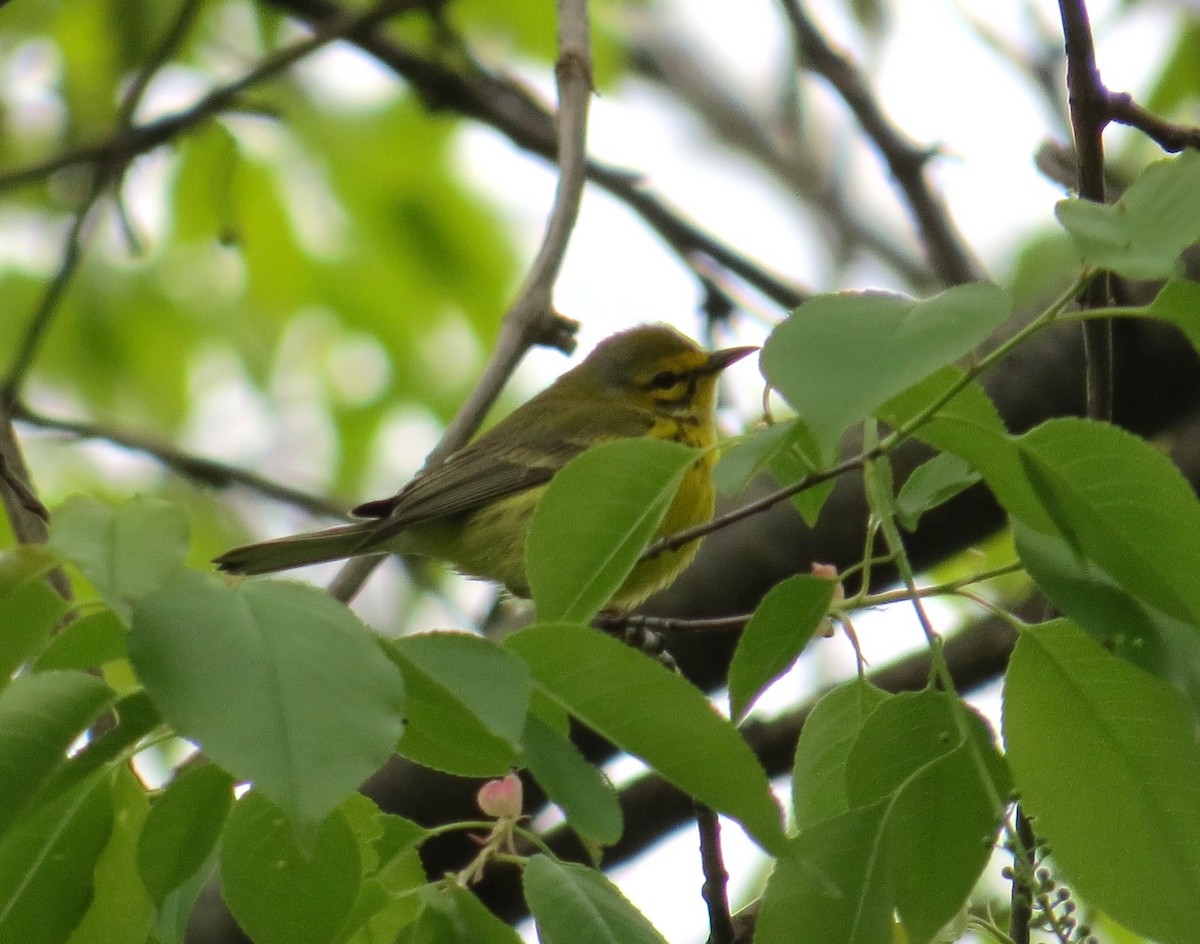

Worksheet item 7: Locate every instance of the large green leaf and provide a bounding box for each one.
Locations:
[221,793,361,944]
[49,496,188,622]
[526,438,698,623]
[386,631,529,777]
[0,776,114,944]
[524,856,668,944]
[129,571,405,831]
[1056,150,1200,279]
[755,803,892,944]
[761,284,1011,461]
[792,679,892,830]
[0,671,115,840]
[1014,523,1200,710]
[844,691,1009,944]
[1015,418,1200,627]
[65,768,151,944]
[727,574,834,721]
[1004,620,1200,944]
[505,623,785,853]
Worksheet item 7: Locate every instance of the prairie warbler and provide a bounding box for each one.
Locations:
[214,324,756,609]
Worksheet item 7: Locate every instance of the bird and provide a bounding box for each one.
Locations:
[213,324,757,610]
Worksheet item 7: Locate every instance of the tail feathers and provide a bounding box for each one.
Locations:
[213,524,374,575]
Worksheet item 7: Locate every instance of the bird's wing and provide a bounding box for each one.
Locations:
[356,393,654,542]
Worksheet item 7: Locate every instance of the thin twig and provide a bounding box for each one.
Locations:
[0,405,71,598]
[115,0,205,131]
[695,803,735,944]
[779,0,983,286]
[1058,0,1113,423]
[1008,805,1037,944]
[628,29,934,289]
[266,0,806,310]
[330,0,594,603]
[12,401,348,519]
[0,180,105,402]
[1106,91,1200,153]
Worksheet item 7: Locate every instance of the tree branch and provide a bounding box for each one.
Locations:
[1058,0,1113,423]
[778,0,983,286]
[11,401,348,519]
[329,0,593,603]
[628,27,936,289]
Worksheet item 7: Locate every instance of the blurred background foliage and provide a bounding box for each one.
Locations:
[0,0,634,547]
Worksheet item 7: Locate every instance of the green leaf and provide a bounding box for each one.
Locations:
[387,631,529,777]
[129,571,405,832]
[0,776,114,944]
[877,368,1048,530]
[32,609,126,673]
[1014,523,1200,710]
[0,547,68,683]
[728,574,834,721]
[1056,150,1200,279]
[844,691,1009,944]
[49,496,189,622]
[398,883,521,944]
[523,855,668,944]
[755,803,891,944]
[1142,277,1200,355]
[895,451,981,530]
[506,623,785,853]
[526,438,698,622]
[41,693,160,803]
[0,670,115,840]
[713,422,797,496]
[66,767,151,944]
[762,284,1011,461]
[767,691,1009,944]
[713,421,833,525]
[137,764,234,907]
[221,793,361,944]
[792,679,892,830]
[340,796,427,944]
[1003,620,1200,944]
[844,690,1010,807]
[523,713,622,846]
[1015,418,1200,627]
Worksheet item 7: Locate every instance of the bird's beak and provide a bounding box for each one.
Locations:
[704,345,759,373]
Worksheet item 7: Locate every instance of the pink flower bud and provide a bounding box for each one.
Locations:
[477,772,523,819]
[810,562,845,605]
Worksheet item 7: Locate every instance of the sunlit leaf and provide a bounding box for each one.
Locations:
[506,623,785,853]
[762,284,1011,461]
[1004,621,1200,944]
[130,571,404,832]
[526,439,698,623]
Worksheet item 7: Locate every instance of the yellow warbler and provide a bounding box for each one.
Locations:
[214,324,756,609]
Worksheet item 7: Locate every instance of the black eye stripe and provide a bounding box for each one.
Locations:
[649,370,680,389]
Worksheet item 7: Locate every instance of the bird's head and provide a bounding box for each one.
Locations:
[579,324,758,418]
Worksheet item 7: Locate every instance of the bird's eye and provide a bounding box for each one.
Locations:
[649,370,679,390]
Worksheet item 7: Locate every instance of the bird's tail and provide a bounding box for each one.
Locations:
[213,523,374,575]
